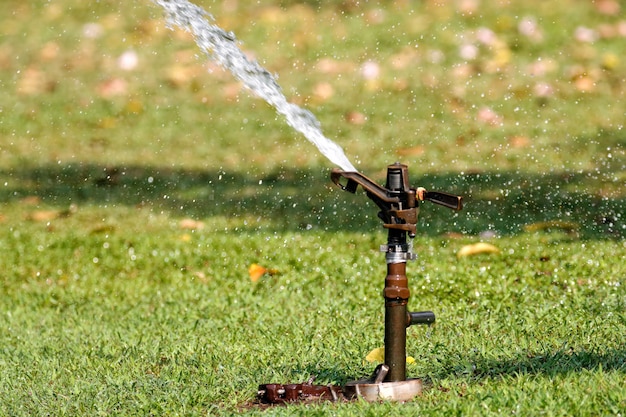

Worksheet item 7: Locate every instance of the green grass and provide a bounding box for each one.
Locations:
[1,0,625,415]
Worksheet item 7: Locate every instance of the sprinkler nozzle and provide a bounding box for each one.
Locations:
[331,163,462,239]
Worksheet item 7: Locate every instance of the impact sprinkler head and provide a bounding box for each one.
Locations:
[331,162,462,239]
[331,162,463,401]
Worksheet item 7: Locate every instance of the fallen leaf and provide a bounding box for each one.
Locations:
[395,145,425,157]
[365,347,385,363]
[90,224,116,234]
[315,58,354,74]
[39,41,60,61]
[193,271,209,284]
[179,218,205,230]
[509,135,531,149]
[477,106,502,126]
[457,242,500,258]
[484,41,512,72]
[27,209,62,222]
[248,263,279,282]
[26,204,77,222]
[165,64,201,88]
[390,48,419,70]
[523,221,580,233]
[221,82,242,101]
[533,82,555,99]
[344,111,367,125]
[21,196,42,205]
[594,0,620,15]
[574,76,596,93]
[124,99,144,114]
[574,26,598,43]
[457,0,479,15]
[364,8,386,25]
[97,117,117,129]
[313,82,334,101]
[96,78,128,98]
[601,53,619,70]
[249,264,266,282]
[17,68,55,95]
[365,347,415,364]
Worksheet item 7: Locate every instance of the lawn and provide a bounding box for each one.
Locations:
[1,0,625,415]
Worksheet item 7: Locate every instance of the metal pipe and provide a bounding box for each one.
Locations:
[408,311,436,326]
[384,261,409,382]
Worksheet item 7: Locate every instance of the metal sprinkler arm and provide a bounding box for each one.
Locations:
[331,166,462,238]
[331,168,463,213]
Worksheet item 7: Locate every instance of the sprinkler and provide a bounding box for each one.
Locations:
[257,163,462,404]
[331,162,462,401]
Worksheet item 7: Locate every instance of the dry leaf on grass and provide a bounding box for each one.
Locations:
[17,68,55,95]
[365,347,415,364]
[523,221,580,234]
[365,347,385,363]
[248,263,279,282]
[96,78,128,98]
[179,218,205,230]
[344,111,367,125]
[457,242,500,258]
[395,145,425,157]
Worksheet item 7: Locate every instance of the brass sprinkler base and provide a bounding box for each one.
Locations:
[343,364,423,402]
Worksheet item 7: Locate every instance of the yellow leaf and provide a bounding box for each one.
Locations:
[248,263,280,282]
[365,347,415,364]
[125,99,144,114]
[523,221,580,234]
[248,263,266,282]
[365,347,385,363]
[602,53,619,70]
[457,242,500,258]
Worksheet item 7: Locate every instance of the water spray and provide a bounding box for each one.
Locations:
[258,163,462,403]
[155,0,356,172]
[155,0,464,404]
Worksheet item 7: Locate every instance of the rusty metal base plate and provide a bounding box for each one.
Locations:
[257,381,344,404]
[257,365,423,405]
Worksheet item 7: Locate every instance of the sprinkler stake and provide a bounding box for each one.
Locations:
[332,163,462,401]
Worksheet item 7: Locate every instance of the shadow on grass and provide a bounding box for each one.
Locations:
[255,346,626,395]
[475,346,626,378]
[1,162,624,238]
[436,345,626,385]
